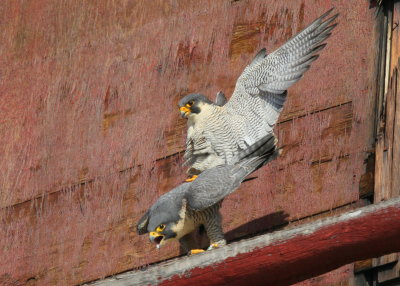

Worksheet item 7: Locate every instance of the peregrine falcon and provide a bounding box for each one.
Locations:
[137,134,278,253]
[178,9,338,180]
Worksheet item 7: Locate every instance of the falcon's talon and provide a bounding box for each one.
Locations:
[207,243,220,250]
[185,175,198,182]
[189,249,205,255]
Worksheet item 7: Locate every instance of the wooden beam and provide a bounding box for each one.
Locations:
[375,3,400,202]
[88,197,400,286]
[372,2,400,274]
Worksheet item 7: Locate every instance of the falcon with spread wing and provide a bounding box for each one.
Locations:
[178,9,338,180]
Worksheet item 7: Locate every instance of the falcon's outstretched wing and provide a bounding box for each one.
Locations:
[225,9,338,126]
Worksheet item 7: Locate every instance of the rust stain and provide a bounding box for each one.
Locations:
[74,260,89,269]
[164,119,186,151]
[264,12,279,41]
[283,8,294,40]
[311,163,324,193]
[206,32,216,66]
[102,109,134,132]
[81,237,92,253]
[175,40,202,70]
[29,163,41,172]
[104,86,119,111]
[128,172,140,186]
[229,22,263,59]
[321,104,353,138]
[79,167,89,182]
[297,2,305,33]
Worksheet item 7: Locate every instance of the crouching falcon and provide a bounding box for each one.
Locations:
[178,9,338,180]
[137,134,278,253]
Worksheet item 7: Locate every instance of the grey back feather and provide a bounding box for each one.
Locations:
[186,134,277,211]
[186,154,268,211]
[215,91,228,106]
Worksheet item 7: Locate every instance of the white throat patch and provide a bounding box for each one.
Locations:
[170,199,196,240]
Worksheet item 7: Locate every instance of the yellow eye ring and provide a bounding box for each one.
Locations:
[186,100,194,107]
[156,224,166,232]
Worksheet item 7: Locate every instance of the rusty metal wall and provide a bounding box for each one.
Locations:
[0,0,377,285]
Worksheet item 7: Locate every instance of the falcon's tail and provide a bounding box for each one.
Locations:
[233,134,282,181]
[234,153,274,182]
[236,133,281,173]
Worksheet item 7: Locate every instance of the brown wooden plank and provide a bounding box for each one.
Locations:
[371,3,400,272]
[391,61,400,198]
[375,63,400,202]
[375,254,399,283]
[373,64,400,276]
[354,259,373,273]
[292,264,353,286]
[373,0,390,200]
[389,2,400,77]
[373,17,400,274]
[359,153,375,199]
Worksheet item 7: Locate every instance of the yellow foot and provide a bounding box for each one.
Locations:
[185,175,198,182]
[207,243,220,250]
[189,249,205,255]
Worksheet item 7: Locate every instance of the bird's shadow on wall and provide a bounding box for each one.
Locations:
[179,210,289,254]
[225,210,290,242]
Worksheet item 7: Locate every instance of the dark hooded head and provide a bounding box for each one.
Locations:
[136,183,192,248]
[178,93,213,118]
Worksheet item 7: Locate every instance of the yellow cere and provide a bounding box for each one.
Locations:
[179,106,191,113]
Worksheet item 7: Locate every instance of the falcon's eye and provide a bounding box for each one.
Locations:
[156,224,166,232]
[186,100,194,107]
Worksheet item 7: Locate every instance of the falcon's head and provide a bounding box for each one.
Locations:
[148,221,179,248]
[137,192,193,249]
[178,93,213,119]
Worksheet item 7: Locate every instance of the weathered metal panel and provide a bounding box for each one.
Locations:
[0,0,377,285]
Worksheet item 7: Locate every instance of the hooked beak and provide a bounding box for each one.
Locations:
[179,106,191,118]
[149,232,164,249]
